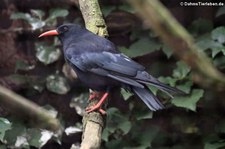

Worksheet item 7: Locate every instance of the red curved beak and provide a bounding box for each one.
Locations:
[38,30,59,38]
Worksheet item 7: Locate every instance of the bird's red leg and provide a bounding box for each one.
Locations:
[88,92,101,101]
[86,92,109,113]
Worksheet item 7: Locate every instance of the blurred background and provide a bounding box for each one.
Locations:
[0,0,225,148]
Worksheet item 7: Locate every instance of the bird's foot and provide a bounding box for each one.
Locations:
[86,92,109,115]
[88,92,101,101]
[86,106,106,115]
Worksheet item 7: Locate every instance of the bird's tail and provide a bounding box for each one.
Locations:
[137,79,185,97]
[132,86,164,111]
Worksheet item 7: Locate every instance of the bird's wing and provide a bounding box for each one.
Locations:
[66,49,184,95]
[65,50,146,88]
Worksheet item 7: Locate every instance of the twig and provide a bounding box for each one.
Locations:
[74,0,108,149]
[128,0,225,91]
[0,85,61,132]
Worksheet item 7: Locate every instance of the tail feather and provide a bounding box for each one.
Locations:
[137,80,185,95]
[132,86,164,111]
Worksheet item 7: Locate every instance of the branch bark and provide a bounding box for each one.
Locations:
[0,85,61,132]
[128,0,225,91]
[75,0,108,149]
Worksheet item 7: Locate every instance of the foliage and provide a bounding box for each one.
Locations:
[1,2,224,149]
[11,8,69,30]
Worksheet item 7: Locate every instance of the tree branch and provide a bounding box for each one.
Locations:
[72,0,108,149]
[0,85,62,132]
[128,0,225,91]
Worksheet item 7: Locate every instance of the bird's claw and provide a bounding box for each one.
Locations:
[88,92,101,101]
[86,106,106,115]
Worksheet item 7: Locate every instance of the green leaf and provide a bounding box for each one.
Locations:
[121,88,133,101]
[30,9,45,19]
[0,145,6,149]
[196,35,219,50]
[216,6,225,17]
[176,81,193,93]
[15,60,35,71]
[36,44,61,65]
[189,19,213,35]
[173,61,190,79]
[162,45,173,58]
[204,141,225,149]
[30,19,46,30]
[106,108,131,135]
[135,111,153,120]
[47,8,69,22]
[0,118,11,142]
[27,128,42,148]
[102,129,110,141]
[196,36,224,57]
[26,129,53,148]
[11,12,32,21]
[46,74,71,94]
[134,126,159,147]
[4,121,26,145]
[158,76,177,87]
[118,121,131,135]
[10,12,45,30]
[120,38,161,58]
[172,89,204,111]
[211,27,225,43]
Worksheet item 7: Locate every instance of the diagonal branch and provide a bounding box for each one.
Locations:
[129,0,225,91]
[0,85,61,132]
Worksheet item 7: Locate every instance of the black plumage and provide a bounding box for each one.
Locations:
[39,24,184,112]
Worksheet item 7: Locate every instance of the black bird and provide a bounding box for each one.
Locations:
[39,24,184,113]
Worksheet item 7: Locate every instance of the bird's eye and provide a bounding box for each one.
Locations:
[63,26,68,32]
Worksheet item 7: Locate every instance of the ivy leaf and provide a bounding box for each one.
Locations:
[106,108,131,135]
[196,36,223,51]
[4,121,26,145]
[172,89,204,111]
[204,141,225,149]
[30,9,45,19]
[27,129,42,148]
[134,126,160,148]
[65,126,82,136]
[15,60,35,71]
[158,76,177,87]
[118,121,131,135]
[36,44,61,65]
[15,136,29,148]
[162,45,173,58]
[188,19,213,35]
[135,111,153,120]
[121,88,133,101]
[172,62,190,79]
[176,81,193,94]
[0,118,12,142]
[11,12,45,30]
[46,75,71,95]
[11,12,33,21]
[216,6,225,17]
[0,145,7,149]
[120,38,161,58]
[211,27,225,44]
[46,8,69,23]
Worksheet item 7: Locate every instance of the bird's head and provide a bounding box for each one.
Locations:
[39,24,83,43]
